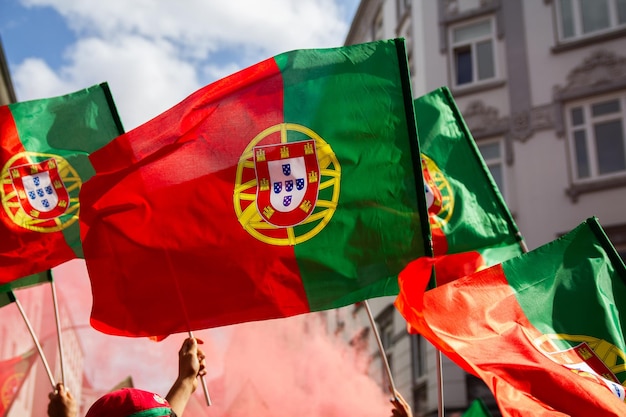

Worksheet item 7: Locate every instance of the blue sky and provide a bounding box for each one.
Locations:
[0,0,360,130]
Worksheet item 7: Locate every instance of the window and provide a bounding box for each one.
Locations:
[411,334,427,380]
[376,306,394,388]
[556,0,626,41]
[477,139,506,198]
[450,18,496,87]
[412,383,428,417]
[379,316,394,351]
[466,375,498,412]
[566,94,626,182]
[397,0,410,20]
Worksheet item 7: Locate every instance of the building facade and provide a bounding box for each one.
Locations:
[342,0,626,416]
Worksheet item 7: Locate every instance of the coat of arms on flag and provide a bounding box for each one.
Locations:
[253,139,320,227]
[9,158,69,221]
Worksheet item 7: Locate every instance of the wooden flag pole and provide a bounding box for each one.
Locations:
[160,251,212,406]
[435,351,444,417]
[363,300,398,397]
[48,271,67,388]
[188,330,211,406]
[10,291,56,388]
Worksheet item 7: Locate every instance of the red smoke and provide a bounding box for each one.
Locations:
[48,261,391,416]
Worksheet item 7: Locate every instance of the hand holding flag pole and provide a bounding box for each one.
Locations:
[188,330,211,406]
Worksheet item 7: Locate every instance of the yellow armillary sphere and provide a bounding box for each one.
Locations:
[233,123,340,246]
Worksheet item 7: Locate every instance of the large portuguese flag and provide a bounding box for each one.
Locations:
[395,217,626,416]
[79,39,431,337]
[415,87,523,285]
[0,83,124,282]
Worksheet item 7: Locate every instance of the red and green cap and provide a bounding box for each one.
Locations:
[85,388,174,417]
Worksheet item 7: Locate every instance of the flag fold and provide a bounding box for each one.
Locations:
[396,217,626,416]
[80,39,430,337]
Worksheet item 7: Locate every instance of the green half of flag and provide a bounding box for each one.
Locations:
[415,87,523,273]
[508,217,626,381]
[0,83,124,283]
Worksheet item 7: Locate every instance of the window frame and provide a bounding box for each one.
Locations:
[477,137,508,201]
[564,93,626,184]
[396,0,411,21]
[554,0,626,43]
[448,16,499,89]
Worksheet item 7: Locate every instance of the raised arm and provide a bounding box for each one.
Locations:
[165,337,206,416]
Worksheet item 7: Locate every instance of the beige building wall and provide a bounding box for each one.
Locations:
[342,1,626,416]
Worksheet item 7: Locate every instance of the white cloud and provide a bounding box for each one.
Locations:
[13,0,359,129]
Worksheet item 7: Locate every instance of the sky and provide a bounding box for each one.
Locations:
[0,0,361,130]
[0,1,399,415]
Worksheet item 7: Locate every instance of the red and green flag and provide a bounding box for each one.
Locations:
[0,348,37,416]
[0,83,124,282]
[462,399,492,417]
[415,87,523,284]
[395,217,626,416]
[79,39,431,337]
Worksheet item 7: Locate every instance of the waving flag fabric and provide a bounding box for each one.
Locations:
[0,348,37,416]
[0,83,123,282]
[415,87,523,284]
[395,217,626,416]
[80,39,431,337]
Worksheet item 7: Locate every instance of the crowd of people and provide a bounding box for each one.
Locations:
[47,336,412,417]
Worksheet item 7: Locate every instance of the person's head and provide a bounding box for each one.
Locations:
[85,388,176,417]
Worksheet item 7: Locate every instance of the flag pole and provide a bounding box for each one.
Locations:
[188,330,211,406]
[10,291,56,388]
[518,234,529,253]
[48,270,67,387]
[162,250,212,407]
[435,351,444,417]
[363,300,398,397]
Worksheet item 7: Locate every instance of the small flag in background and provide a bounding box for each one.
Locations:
[461,398,492,417]
[0,348,37,416]
[79,39,431,338]
[415,87,523,285]
[395,217,626,416]
[0,83,124,283]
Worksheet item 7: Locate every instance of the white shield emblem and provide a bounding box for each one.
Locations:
[254,140,320,227]
[10,158,69,219]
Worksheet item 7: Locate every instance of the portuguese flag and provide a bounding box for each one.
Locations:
[415,87,523,284]
[79,39,431,337]
[0,83,124,282]
[0,348,37,416]
[395,217,626,416]
[462,399,492,417]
